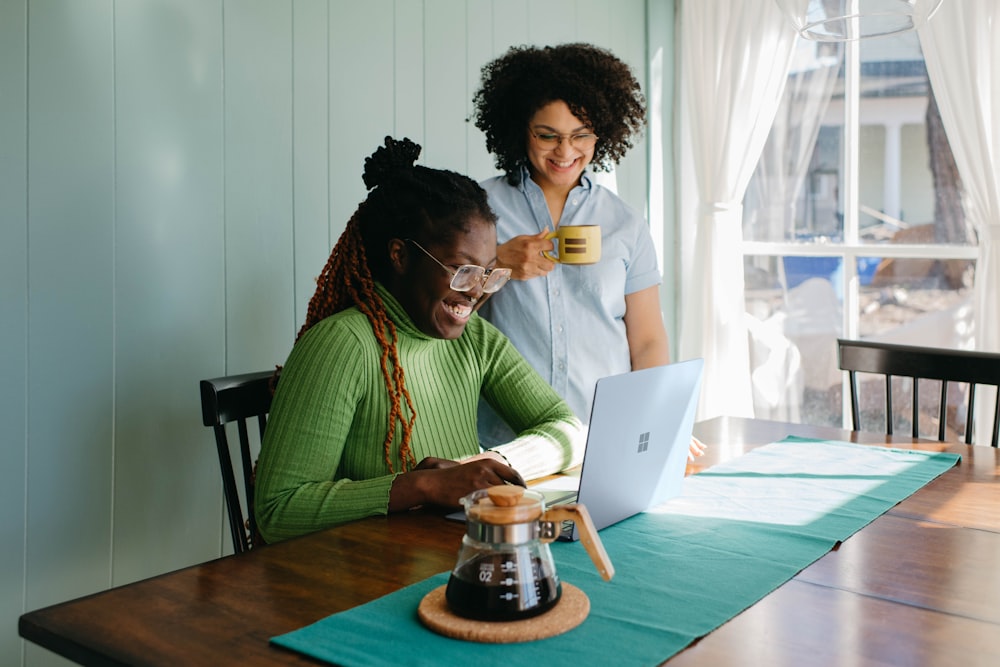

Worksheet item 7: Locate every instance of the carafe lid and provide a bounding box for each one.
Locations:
[464,485,543,525]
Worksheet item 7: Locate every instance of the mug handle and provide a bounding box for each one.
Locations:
[542,229,559,262]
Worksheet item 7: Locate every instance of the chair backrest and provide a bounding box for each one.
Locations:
[837,338,1000,447]
[200,370,274,553]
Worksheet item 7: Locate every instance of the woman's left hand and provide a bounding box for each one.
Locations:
[459,451,509,466]
[414,456,460,470]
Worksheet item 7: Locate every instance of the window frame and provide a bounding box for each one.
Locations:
[741,36,978,427]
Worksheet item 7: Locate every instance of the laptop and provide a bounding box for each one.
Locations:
[451,358,704,541]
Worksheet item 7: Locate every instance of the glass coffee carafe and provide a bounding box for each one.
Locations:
[445,485,614,621]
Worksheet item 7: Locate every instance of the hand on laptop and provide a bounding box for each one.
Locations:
[688,436,706,461]
[402,457,526,510]
[461,450,511,467]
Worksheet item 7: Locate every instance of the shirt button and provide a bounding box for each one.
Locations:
[571,198,579,206]
[558,325,564,333]
[558,362,566,371]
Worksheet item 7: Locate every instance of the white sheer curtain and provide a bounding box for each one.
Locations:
[742,40,841,421]
[677,0,800,418]
[919,0,1000,442]
[746,40,841,244]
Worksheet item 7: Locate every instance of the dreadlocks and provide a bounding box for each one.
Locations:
[295,136,497,473]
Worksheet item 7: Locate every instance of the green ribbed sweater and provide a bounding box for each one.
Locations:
[255,285,584,542]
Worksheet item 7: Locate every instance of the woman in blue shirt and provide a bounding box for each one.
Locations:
[473,43,702,460]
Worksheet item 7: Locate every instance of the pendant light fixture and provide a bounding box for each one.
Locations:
[775,0,945,41]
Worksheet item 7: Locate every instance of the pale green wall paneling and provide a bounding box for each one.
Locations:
[606,0,650,217]
[0,0,27,663]
[527,0,577,45]
[490,0,530,50]
[3,3,672,664]
[25,2,115,640]
[647,0,678,348]
[423,0,469,172]
[394,0,425,144]
[463,0,535,184]
[224,0,296,373]
[293,0,332,328]
[111,0,228,584]
[464,6,499,181]
[328,1,395,255]
[575,0,614,46]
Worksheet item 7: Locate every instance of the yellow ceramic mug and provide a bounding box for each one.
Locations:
[543,225,602,264]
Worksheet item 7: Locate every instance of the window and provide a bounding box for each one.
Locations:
[741,32,977,428]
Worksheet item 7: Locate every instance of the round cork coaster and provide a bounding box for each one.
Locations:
[417,583,589,644]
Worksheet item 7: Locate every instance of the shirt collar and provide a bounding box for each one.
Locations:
[517,164,594,194]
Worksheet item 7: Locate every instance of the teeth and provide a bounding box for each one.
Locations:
[551,159,575,168]
[444,302,472,319]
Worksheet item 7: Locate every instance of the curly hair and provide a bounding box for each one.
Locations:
[473,43,646,184]
[294,136,497,473]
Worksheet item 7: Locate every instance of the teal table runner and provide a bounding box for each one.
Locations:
[272,438,960,666]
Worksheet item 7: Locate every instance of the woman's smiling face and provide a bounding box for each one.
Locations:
[525,99,595,194]
[391,217,498,340]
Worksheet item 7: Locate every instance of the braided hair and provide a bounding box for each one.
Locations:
[472,42,646,184]
[296,136,497,473]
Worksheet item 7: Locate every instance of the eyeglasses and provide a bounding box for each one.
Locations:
[405,239,512,294]
[528,128,598,149]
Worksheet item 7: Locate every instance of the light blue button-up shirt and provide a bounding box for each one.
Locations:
[477,167,661,446]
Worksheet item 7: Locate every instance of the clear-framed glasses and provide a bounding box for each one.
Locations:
[405,239,512,294]
[528,128,598,149]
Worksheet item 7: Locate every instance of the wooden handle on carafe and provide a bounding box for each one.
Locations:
[543,505,615,582]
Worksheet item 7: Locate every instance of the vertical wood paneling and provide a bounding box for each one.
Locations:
[393,0,424,144]
[528,0,577,45]
[224,0,295,372]
[465,6,498,181]
[0,1,27,663]
[573,0,620,201]
[424,0,468,171]
[292,0,331,330]
[607,0,650,216]
[25,0,115,623]
[576,0,613,45]
[329,0,394,244]
[112,0,227,583]
[648,0,678,348]
[491,0,529,53]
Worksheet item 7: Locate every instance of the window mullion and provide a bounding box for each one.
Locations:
[842,36,861,343]
[840,30,862,429]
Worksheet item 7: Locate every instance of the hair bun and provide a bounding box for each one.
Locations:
[363,136,422,190]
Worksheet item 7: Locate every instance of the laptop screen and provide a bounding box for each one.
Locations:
[534,358,704,540]
[450,359,703,536]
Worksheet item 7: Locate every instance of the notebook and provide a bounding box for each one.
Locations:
[452,358,704,541]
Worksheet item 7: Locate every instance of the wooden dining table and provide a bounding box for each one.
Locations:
[18,417,1000,666]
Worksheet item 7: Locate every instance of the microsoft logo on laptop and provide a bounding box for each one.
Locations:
[637,431,650,453]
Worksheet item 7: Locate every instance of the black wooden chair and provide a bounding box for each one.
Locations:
[200,370,274,553]
[837,338,1000,447]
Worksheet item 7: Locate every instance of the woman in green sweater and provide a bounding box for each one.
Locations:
[255,137,585,543]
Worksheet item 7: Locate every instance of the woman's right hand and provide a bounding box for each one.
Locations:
[497,231,557,280]
[389,459,525,511]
